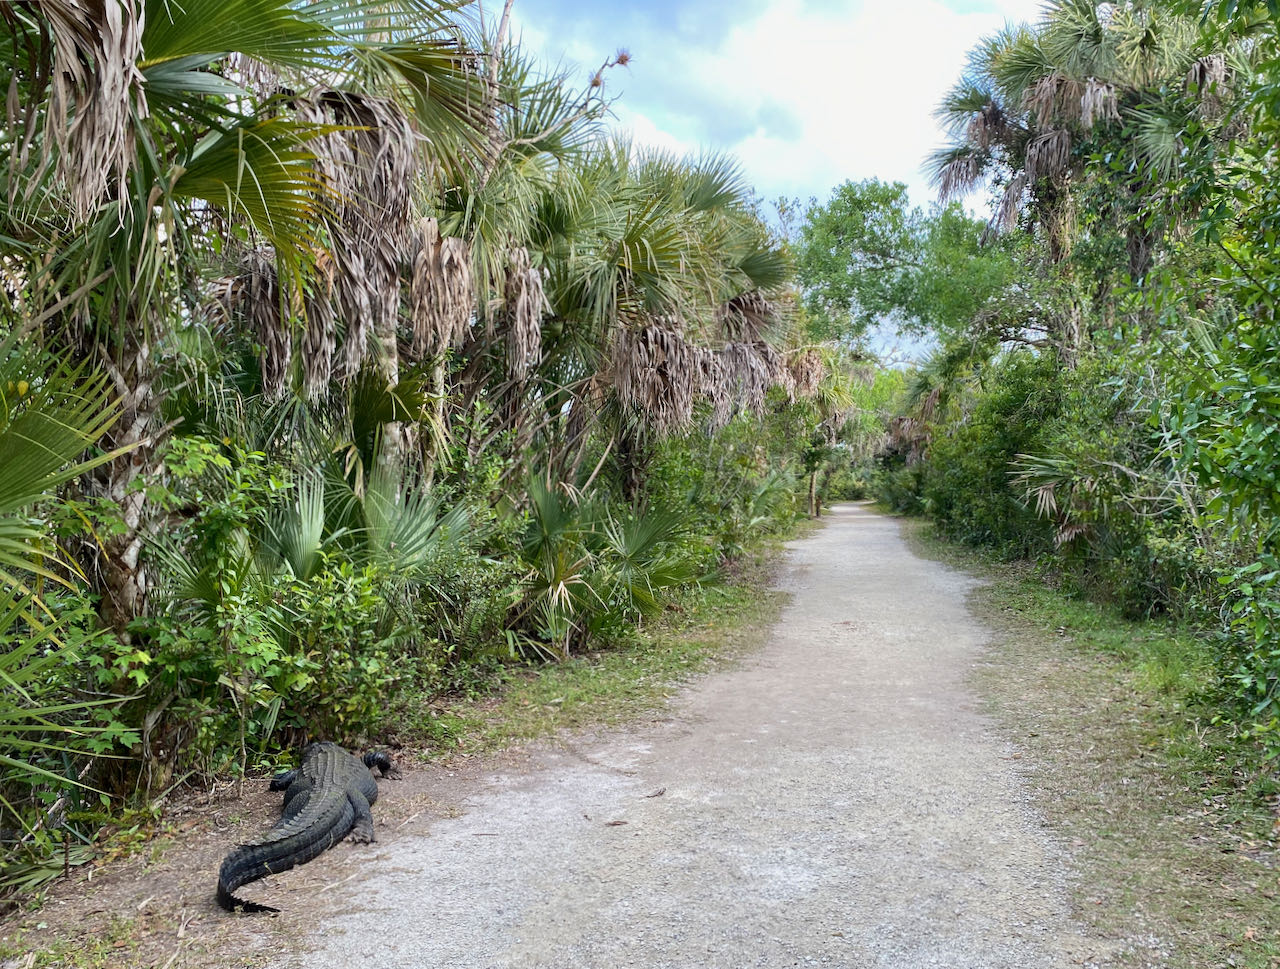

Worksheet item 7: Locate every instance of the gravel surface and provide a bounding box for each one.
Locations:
[277,503,1108,968]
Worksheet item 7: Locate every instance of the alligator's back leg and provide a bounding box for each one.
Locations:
[347,790,376,844]
[271,778,313,830]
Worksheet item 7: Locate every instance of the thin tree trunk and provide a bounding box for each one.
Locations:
[96,333,159,638]
[617,427,648,507]
[808,469,818,518]
[375,307,407,468]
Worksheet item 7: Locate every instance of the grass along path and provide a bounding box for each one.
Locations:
[903,519,1280,969]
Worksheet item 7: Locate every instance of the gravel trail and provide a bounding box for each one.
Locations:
[280,503,1104,968]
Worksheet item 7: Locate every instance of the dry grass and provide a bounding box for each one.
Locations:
[903,520,1280,969]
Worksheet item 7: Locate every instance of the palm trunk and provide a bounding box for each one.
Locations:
[375,307,407,469]
[96,333,158,637]
[617,427,648,507]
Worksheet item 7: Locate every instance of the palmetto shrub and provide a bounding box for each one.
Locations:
[510,477,704,659]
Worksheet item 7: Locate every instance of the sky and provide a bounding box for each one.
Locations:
[504,0,1045,212]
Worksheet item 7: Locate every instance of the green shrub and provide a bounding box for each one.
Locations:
[920,352,1060,558]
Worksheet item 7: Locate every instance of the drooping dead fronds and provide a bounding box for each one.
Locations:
[1186,53,1228,119]
[244,249,290,400]
[502,246,545,382]
[696,348,733,430]
[408,217,474,360]
[227,52,279,103]
[37,0,148,220]
[966,103,1007,150]
[298,90,417,380]
[1025,129,1072,183]
[301,251,336,401]
[720,342,771,418]
[1080,78,1120,129]
[986,173,1028,240]
[887,384,941,466]
[1025,73,1083,129]
[612,324,699,435]
[207,248,291,399]
[788,349,825,399]
[755,341,794,401]
[938,152,982,203]
[717,290,777,342]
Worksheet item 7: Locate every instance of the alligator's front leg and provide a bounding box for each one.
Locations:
[347,790,376,844]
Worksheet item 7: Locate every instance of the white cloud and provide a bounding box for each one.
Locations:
[510,0,1044,208]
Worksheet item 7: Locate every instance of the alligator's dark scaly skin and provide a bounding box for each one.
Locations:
[216,742,397,913]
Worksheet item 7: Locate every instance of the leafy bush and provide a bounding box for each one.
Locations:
[919,352,1060,558]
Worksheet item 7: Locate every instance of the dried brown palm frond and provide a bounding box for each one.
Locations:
[408,217,474,360]
[1186,53,1228,119]
[502,246,545,382]
[938,152,982,203]
[1080,78,1119,130]
[788,349,825,399]
[36,0,148,220]
[696,348,733,430]
[227,52,278,103]
[720,342,771,418]
[966,103,1008,150]
[243,249,290,400]
[1024,73,1082,129]
[755,341,794,401]
[717,290,777,342]
[987,173,1028,240]
[297,90,416,380]
[612,324,699,435]
[206,248,291,399]
[301,251,336,401]
[1025,128,1072,183]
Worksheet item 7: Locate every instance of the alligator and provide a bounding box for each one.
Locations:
[216,741,398,913]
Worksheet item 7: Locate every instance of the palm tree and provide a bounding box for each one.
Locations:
[930,1,1252,288]
[2,0,485,631]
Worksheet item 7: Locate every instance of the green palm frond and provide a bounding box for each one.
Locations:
[358,461,475,577]
[1130,105,1187,179]
[260,473,328,581]
[172,117,329,262]
[140,0,334,70]
[0,589,119,832]
[0,338,132,591]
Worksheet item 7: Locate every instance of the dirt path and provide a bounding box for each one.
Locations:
[266,503,1106,968]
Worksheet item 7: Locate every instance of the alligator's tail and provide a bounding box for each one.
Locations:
[215,791,356,914]
[216,874,280,914]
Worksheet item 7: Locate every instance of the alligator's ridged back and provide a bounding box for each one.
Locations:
[217,743,369,913]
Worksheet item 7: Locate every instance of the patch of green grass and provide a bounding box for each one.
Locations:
[901,519,1280,969]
